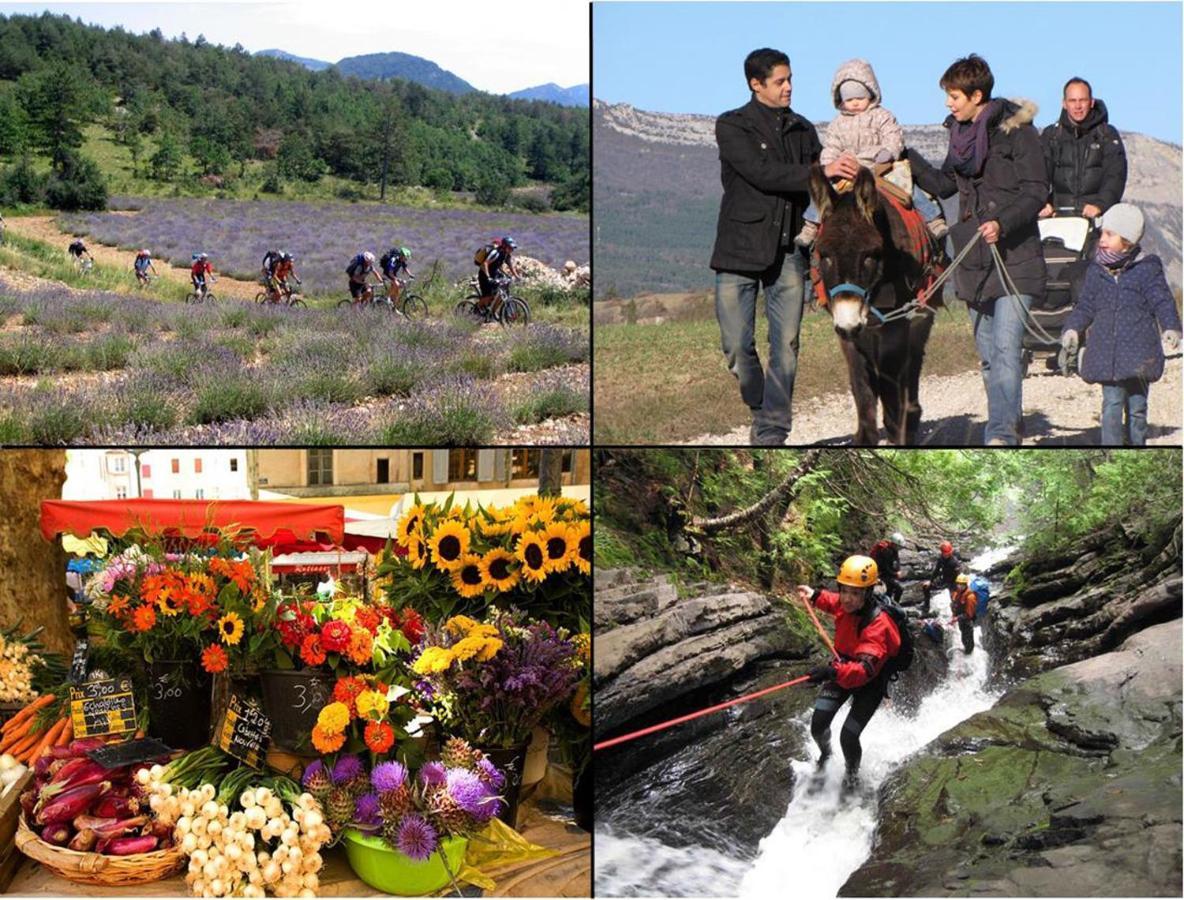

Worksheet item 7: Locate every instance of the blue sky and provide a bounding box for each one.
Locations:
[0,1,590,93]
[594,2,1183,142]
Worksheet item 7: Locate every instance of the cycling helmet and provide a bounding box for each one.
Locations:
[363,251,375,263]
[138,249,150,256]
[281,252,293,262]
[399,246,411,258]
[501,236,517,249]
[199,252,209,260]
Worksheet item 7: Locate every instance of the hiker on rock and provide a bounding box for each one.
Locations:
[920,540,960,615]
[869,531,905,604]
[908,54,1048,446]
[951,573,978,653]
[1039,77,1127,221]
[711,47,859,446]
[797,554,905,798]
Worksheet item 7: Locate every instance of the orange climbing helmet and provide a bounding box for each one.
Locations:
[940,541,954,557]
[837,554,878,588]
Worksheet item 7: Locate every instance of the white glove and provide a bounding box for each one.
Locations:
[1061,330,1079,354]
[1162,330,1181,353]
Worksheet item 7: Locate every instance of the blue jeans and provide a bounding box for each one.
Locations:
[969,294,1031,445]
[1100,379,1149,445]
[715,249,807,443]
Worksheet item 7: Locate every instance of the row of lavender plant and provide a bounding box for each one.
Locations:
[57,197,589,295]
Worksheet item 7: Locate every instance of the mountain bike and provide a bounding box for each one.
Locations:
[337,282,402,314]
[256,278,306,308]
[454,275,529,326]
[384,273,428,318]
[186,278,217,304]
[134,270,156,289]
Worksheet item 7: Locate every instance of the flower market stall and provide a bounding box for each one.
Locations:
[1,496,590,896]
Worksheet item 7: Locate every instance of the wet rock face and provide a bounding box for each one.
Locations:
[841,619,1182,897]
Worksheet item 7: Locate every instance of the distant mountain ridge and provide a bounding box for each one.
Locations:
[509,83,589,107]
[254,49,331,71]
[256,48,585,104]
[594,99,1182,299]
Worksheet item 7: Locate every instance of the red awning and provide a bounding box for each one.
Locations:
[40,499,345,548]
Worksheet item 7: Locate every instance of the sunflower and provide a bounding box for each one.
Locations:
[396,505,426,548]
[476,515,510,538]
[428,520,471,572]
[156,589,185,617]
[559,498,590,520]
[217,612,245,646]
[516,532,549,583]
[450,555,486,599]
[131,604,157,632]
[542,521,576,572]
[405,534,429,570]
[530,496,559,526]
[570,520,592,575]
[479,548,519,592]
[201,644,229,674]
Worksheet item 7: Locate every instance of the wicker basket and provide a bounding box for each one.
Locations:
[15,814,185,886]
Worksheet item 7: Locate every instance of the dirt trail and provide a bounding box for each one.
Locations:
[688,355,1183,446]
[5,215,263,300]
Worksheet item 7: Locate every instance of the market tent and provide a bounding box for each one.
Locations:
[40,499,345,547]
[269,550,370,574]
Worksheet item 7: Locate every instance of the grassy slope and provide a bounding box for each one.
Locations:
[594,308,980,442]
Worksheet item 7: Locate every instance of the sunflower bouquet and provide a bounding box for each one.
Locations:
[410,610,582,749]
[86,542,272,666]
[376,494,592,629]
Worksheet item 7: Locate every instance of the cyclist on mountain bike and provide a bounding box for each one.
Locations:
[270,252,300,301]
[133,249,158,285]
[191,252,216,295]
[346,251,383,302]
[380,246,413,304]
[68,239,92,265]
[476,236,520,312]
[261,248,283,281]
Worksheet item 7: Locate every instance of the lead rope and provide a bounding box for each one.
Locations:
[870,230,983,326]
[988,242,1063,346]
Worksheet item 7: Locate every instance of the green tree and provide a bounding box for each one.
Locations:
[0,154,44,204]
[276,132,326,182]
[43,149,107,210]
[0,88,28,156]
[475,171,510,207]
[190,133,231,175]
[150,130,183,181]
[18,63,91,171]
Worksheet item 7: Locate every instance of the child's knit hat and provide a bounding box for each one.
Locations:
[838,80,871,102]
[1100,203,1144,245]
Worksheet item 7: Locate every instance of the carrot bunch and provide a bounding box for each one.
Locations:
[0,695,73,764]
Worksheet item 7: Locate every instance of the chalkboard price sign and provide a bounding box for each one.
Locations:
[216,695,271,769]
[69,677,136,738]
[69,637,89,685]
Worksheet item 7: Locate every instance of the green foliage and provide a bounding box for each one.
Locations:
[276,132,327,183]
[0,153,42,203]
[42,149,107,210]
[475,171,511,207]
[150,131,183,181]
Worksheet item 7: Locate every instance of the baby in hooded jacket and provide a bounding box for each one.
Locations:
[797,58,948,247]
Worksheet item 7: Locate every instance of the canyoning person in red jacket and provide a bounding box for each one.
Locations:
[951,574,978,654]
[797,554,903,798]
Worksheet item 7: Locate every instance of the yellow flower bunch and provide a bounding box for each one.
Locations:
[355,689,390,720]
[315,701,351,735]
[411,646,455,675]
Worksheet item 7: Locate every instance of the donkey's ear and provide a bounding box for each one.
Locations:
[809,163,838,222]
[853,166,878,222]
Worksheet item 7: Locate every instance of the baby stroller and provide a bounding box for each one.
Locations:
[1024,212,1098,376]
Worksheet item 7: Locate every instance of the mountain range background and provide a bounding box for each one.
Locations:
[256,48,588,106]
[594,100,1182,299]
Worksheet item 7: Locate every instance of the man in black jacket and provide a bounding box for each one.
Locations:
[711,48,859,445]
[1039,78,1127,221]
[910,55,1047,446]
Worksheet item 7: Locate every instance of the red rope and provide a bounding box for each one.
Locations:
[799,593,837,659]
[593,674,812,752]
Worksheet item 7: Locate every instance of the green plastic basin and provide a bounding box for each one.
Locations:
[342,828,468,896]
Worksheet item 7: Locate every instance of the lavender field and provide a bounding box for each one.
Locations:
[0,277,588,444]
[58,197,589,295]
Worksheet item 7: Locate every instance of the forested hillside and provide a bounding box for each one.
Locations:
[0,13,588,211]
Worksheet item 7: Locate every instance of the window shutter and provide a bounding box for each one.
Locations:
[493,449,508,482]
[432,450,449,485]
[477,450,494,482]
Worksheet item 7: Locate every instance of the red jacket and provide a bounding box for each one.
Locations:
[812,589,902,690]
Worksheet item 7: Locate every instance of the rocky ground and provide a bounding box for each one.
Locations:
[687,355,1183,446]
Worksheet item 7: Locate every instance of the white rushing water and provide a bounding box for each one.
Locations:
[596,550,1015,898]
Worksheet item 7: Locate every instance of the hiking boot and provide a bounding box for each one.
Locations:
[794,221,819,249]
[927,217,949,241]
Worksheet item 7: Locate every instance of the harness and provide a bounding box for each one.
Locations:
[809,184,947,325]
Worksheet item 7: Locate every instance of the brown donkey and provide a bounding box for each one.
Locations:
[809,164,937,445]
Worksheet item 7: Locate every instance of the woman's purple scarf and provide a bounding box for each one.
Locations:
[1095,244,1139,270]
[943,99,1003,178]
